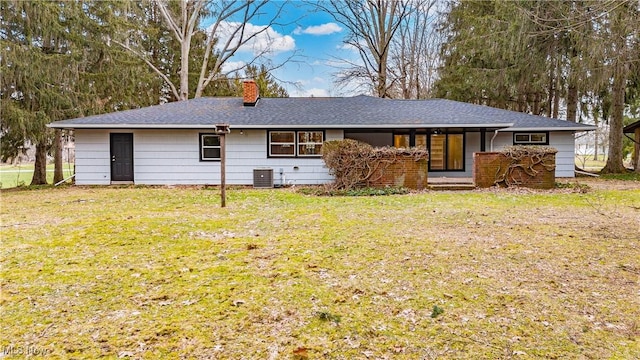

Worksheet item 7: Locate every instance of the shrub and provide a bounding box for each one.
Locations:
[321,139,428,191]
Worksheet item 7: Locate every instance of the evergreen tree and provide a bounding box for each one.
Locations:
[435,0,639,173]
[232,64,289,98]
[1,0,165,185]
[1,1,83,184]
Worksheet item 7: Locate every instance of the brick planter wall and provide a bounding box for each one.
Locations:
[367,156,428,189]
[474,152,556,189]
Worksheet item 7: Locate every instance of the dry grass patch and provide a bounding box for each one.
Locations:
[1,184,639,359]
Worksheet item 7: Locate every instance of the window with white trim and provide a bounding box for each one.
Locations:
[269,131,296,156]
[513,132,548,145]
[200,134,221,161]
[268,131,324,157]
[298,131,323,156]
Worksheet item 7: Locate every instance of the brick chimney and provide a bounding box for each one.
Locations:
[243,80,259,106]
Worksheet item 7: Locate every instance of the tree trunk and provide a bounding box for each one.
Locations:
[566,81,578,122]
[378,54,389,98]
[31,143,48,185]
[533,92,541,115]
[602,58,627,173]
[566,46,579,122]
[179,1,190,101]
[546,38,556,118]
[552,64,560,119]
[593,128,599,161]
[53,129,64,183]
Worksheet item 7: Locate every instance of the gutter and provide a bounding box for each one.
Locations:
[48,123,516,130]
[46,123,228,130]
[498,126,597,132]
[490,130,499,152]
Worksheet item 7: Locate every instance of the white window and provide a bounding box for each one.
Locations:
[513,132,548,145]
[298,131,324,156]
[200,134,221,161]
[269,131,324,157]
[269,131,296,156]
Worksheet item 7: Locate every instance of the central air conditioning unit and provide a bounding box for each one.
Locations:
[253,168,274,188]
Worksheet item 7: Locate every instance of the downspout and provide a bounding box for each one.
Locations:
[490,130,499,152]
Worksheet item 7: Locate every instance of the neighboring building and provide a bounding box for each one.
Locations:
[48,81,595,186]
[624,120,640,170]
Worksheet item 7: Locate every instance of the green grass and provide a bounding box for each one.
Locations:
[575,156,607,171]
[600,172,640,181]
[0,164,74,189]
[2,185,640,358]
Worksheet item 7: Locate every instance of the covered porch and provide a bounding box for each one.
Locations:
[344,126,505,180]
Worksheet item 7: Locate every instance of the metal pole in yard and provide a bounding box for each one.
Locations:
[216,124,231,207]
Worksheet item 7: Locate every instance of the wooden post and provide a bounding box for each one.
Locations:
[215,124,231,207]
[220,134,226,207]
[635,128,640,173]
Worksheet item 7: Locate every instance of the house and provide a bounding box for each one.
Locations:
[48,81,595,186]
[624,120,640,170]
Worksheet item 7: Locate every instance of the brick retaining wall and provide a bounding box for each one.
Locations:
[474,152,556,189]
[368,156,428,189]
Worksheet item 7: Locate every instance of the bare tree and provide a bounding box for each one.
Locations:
[116,0,293,101]
[388,0,441,99]
[316,0,413,98]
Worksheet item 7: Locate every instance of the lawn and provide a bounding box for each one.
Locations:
[0,164,74,189]
[1,184,639,359]
[575,156,607,172]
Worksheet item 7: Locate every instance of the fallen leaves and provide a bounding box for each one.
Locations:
[1,186,639,358]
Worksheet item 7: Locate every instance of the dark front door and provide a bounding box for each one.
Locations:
[110,133,134,181]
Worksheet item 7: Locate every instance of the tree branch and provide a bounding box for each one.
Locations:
[112,39,180,101]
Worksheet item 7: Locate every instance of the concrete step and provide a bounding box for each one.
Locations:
[428,183,476,191]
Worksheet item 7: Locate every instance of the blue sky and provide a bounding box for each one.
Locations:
[202,1,359,97]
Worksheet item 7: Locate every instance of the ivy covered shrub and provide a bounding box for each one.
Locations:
[474,145,558,189]
[321,139,429,191]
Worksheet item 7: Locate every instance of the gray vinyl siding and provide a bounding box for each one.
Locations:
[549,132,576,177]
[74,129,342,186]
[489,131,575,178]
[74,130,111,185]
[72,128,576,185]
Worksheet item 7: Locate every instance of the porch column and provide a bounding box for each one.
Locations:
[480,129,486,152]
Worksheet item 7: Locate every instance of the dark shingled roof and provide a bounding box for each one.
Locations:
[49,95,595,131]
[624,120,640,133]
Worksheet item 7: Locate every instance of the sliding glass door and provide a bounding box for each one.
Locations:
[429,133,464,171]
[391,130,465,172]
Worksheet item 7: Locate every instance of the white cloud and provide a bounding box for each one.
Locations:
[210,21,295,56]
[220,60,246,75]
[336,42,360,52]
[295,22,343,36]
